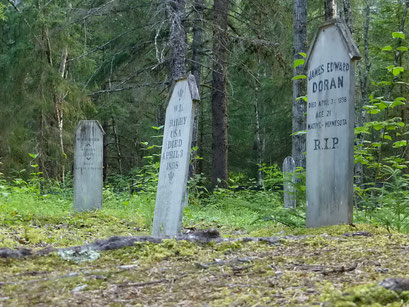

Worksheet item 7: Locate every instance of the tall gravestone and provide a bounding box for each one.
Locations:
[283,156,296,209]
[152,74,200,237]
[74,120,105,212]
[305,20,361,227]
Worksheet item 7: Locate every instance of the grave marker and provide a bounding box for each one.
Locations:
[283,156,296,209]
[305,20,361,227]
[74,120,105,212]
[152,74,200,237]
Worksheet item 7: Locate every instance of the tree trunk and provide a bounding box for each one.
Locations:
[324,0,336,20]
[356,0,371,186]
[166,0,187,81]
[189,0,204,178]
[55,46,68,182]
[102,120,109,182]
[112,117,123,174]
[212,0,229,188]
[254,79,264,186]
[292,0,307,169]
[342,0,352,32]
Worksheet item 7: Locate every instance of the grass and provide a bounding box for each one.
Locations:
[0,183,305,248]
[0,192,152,248]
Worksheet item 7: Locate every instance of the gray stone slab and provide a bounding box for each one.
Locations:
[283,156,296,208]
[152,74,199,237]
[74,120,105,212]
[305,20,361,227]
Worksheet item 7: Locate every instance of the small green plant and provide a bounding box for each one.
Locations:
[259,164,282,190]
[130,126,163,193]
[359,166,409,232]
[187,172,209,206]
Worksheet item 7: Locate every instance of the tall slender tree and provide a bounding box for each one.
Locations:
[211,0,229,188]
[167,0,187,81]
[292,0,307,169]
[189,0,205,178]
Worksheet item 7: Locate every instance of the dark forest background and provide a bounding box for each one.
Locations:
[0,0,408,190]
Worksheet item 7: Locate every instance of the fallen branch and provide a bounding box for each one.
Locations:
[118,273,188,288]
[295,263,357,275]
[342,231,373,237]
[0,266,139,286]
[0,230,309,260]
[322,263,357,275]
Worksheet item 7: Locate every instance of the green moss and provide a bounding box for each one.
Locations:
[214,241,243,252]
[293,224,393,236]
[23,227,49,244]
[247,224,290,237]
[324,284,403,306]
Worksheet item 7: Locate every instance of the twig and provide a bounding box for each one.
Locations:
[322,263,357,275]
[88,82,166,96]
[118,273,188,288]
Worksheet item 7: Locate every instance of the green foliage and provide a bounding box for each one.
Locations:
[106,127,162,193]
[353,25,409,232]
[0,3,5,21]
[356,166,409,232]
[355,31,409,180]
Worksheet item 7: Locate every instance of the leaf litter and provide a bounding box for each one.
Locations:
[1,224,409,306]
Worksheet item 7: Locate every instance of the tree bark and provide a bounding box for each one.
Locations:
[292,0,307,169]
[356,0,371,186]
[212,0,229,188]
[342,0,352,32]
[324,0,336,20]
[56,46,68,182]
[254,79,264,185]
[112,117,123,174]
[189,0,204,178]
[166,0,187,81]
[102,120,109,182]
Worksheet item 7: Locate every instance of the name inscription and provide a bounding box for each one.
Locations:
[308,61,350,151]
[162,87,188,180]
[75,138,102,169]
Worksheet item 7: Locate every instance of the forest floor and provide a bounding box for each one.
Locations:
[1,223,409,306]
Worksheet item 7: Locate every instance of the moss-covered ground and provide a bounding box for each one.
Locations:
[2,223,409,306]
[1,189,409,306]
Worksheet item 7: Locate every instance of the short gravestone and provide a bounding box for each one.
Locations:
[74,120,105,212]
[152,74,200,237]
[305,19,361,227]
[283,156,296,208]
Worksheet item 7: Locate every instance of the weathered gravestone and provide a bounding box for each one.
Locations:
[74,120,105,212]
[152,74,200,237]
[305,20,361,227]
[283,156,296,209]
